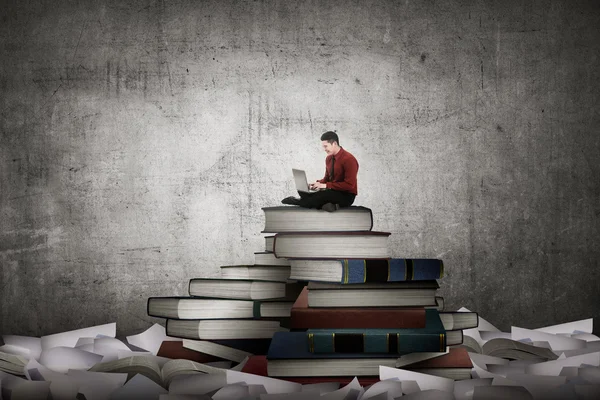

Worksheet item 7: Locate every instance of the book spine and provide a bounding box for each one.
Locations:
[307,331,446,354]
[340,259,443,284]
[253,301,261,318]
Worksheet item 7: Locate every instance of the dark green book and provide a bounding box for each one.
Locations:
[307,309,446,354]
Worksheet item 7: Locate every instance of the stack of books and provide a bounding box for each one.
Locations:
[146,241,305,360]
[240,205,477,384]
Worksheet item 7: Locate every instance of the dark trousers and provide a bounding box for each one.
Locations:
[297,189,356,209]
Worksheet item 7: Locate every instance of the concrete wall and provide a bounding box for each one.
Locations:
[1,0,599,337]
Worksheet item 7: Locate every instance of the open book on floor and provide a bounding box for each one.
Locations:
[88,355,227,389]
[455,336,559,361]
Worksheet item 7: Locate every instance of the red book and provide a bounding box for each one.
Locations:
[156,340,224,363]
[290,287,426,329]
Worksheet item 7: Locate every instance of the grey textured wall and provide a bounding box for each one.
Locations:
[1,0,599,337]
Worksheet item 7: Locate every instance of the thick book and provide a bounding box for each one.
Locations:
[264,236,275,252]
[306,280,439,308]
[289,258,443,283]
[262,206,373,233]
[188,278,289,300]
[147,297,294,319]
[254,252,290,266]
[220,264,291,282]
[290,287,426,329]
[266,333,472,377]
[241,356,380,385]
[245,348,472,381]
[273,231,391,259]
[268,332,403,360]
[306,309,447,354]
[166,319,288,340]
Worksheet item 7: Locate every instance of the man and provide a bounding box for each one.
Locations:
[282,131,359,212]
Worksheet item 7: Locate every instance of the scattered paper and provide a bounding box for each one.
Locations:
[225,369,302,394]
[38,346,103,374]
[534,319,593,335]
[379,366,454,392]
[526,351,600,376]
[126,324,178,355]
[41,323,116,350]
[511,327,587,351]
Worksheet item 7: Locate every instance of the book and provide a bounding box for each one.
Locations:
[188,278,286,300]
[290,287,427,329]
[456,337,558,361]
[438,312,478,331]
[267,332,400,360]
[156,340,224,363]
[306,309,447,354]
[241,355,380,385]
[0,350,27,376]
[266,333,472,377]
[289,258,444,283]
[273,232,391,259]
[265,236,275,252]
[147,297,294,319]
[182,339,252,363]
[306,280,439,308]
[88,355,225,388]
[262,206,373,232]
[209,338,272,355]
[254,252,291,266]
[166,319,288,340]
[220,264,291,282]
[248,350,473,382]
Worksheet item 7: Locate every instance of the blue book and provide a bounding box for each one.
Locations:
[289,258,443,284]
[267,331,400,360]
[307,309,446,354]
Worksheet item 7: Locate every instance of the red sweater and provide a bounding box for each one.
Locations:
[317,147,359,195]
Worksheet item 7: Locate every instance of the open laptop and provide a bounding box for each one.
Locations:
[292,168,319,193]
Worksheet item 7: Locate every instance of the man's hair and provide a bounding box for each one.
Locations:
[321,131,339,146]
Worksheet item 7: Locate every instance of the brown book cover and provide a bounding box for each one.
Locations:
[156,340,224,363]
[407,347,472,369]
[290,287,426,329]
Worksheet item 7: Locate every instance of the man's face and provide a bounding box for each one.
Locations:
[322,140,336,155]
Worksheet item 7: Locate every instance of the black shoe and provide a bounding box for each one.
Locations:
[281,196,300,205]
[321,203,340,212]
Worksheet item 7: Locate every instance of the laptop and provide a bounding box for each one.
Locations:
[292,168,319,193]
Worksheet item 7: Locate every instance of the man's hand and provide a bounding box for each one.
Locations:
[310,182,327,190]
